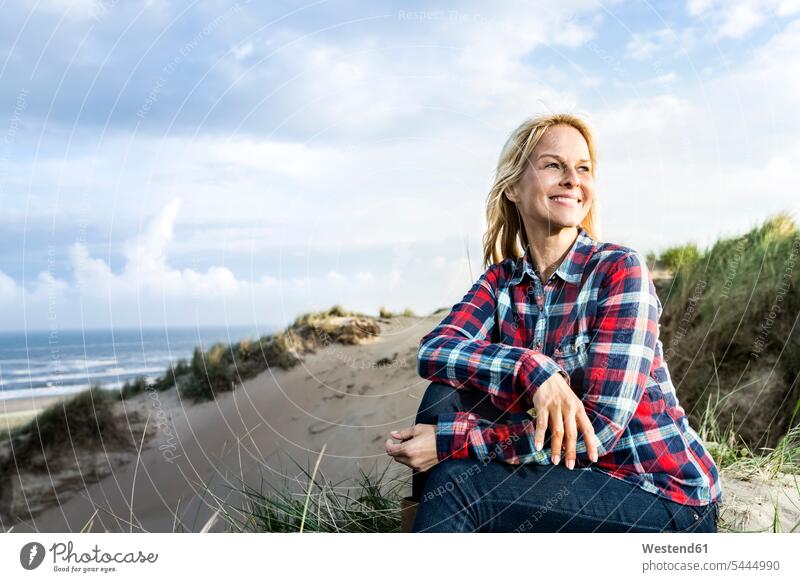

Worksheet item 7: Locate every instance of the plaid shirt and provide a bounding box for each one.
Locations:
[417,227,722,507]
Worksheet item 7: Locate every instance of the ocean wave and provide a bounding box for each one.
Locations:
[0,366,165,388]
[0,383,125,401]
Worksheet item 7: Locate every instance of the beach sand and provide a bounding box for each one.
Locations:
[0,395,71,433]
[1,395,70,415]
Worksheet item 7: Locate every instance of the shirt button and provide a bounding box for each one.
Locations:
[534,340,542,350]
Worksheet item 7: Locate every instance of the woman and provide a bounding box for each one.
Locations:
[384,113,723,533]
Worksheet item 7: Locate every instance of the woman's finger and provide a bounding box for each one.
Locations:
[563,407,578,470]
[390,426,415,441]
[534,407,549,451]
[388,439,419,470]
[577,409,599,462]
[385,439,406,457]
[549,407,564,465]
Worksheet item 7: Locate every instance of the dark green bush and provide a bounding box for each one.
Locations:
[659,243,701,272]
[119,376,148,400]
[4,384,134,468]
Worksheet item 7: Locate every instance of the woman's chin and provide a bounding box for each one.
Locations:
[544,213,584,229]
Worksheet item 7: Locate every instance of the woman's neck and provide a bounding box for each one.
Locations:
[525,226,580,283]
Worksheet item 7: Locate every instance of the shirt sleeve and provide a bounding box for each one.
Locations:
[417,265,569,413]
[433,251,659,464]
[435,410,549,464]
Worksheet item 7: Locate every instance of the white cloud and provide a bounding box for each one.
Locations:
[626,29,673,61]
[0,271,18,302]
[69,199,242,300]
[594,94,693,136]
[717,4,765,38]
[25,0,169,23]
[123,199,181,268]
[30,0,102,19]
[704,17,800,146]
[638,72,679,86]
[0,269,70,323]
[624,27,697,62]
[776,0,800,15]
[687,0,800,39]
[232,41,254,61]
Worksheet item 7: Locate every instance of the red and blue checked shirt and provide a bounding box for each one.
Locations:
[417,227,723,507]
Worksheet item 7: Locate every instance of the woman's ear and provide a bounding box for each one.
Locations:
[505,186,518,203]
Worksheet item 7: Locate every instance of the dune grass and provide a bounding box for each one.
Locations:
[689,330,800,484]
[179,305,382,402]
[378,306,417,318]
[220,460,403,533]
[655,211,800,452]
[0,383,136,471]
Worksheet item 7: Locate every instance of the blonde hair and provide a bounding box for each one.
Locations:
[482,113,602,268]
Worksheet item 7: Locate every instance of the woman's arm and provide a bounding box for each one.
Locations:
[417,265,569,412]
[432,251,658,464]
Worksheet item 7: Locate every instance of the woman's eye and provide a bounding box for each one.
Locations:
[545,162,590,171]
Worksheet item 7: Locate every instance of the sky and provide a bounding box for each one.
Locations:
[1,0,799,331]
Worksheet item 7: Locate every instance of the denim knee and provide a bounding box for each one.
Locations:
[415,382,461,424]
[419,459,476,502]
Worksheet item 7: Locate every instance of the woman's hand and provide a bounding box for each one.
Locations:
[533,373,599,468]
[384,424,438,472]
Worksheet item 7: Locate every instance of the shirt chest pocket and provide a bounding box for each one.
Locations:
[552,332,592,395]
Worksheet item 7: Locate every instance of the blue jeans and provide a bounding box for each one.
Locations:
[411,382,719,533]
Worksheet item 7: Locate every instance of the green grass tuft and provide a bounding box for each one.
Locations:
[220,460,403,533]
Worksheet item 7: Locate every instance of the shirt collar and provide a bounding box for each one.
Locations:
[509,226,596,286]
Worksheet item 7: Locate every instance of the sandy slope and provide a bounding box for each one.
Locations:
[717,470,800,532]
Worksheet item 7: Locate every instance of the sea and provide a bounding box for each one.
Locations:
[0,326,272,401]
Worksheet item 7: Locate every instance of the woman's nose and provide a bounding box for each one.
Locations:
[560,167,580,188]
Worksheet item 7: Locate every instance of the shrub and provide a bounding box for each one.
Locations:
[659,243,701,272]
[181,346,236,402]
[4,384,135,468]
[119,376,148,400]
[150,359,190,392]
[180,373,216,402]
[259,332,302,370]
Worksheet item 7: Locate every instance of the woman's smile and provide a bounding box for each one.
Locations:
[549,195,582,206]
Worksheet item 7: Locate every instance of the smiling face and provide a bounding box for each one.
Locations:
[507,124,595,235]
